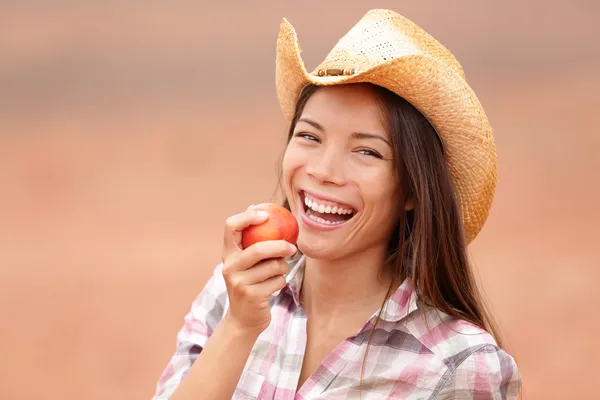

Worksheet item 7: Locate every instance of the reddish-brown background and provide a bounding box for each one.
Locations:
[1,2,599,399]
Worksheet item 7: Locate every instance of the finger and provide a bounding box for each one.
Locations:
[230,240,296,272]
[249,274,288,298]
[238,259,290,285]
[223,208,270,253]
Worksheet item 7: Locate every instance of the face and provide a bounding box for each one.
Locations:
[282,84,404,261]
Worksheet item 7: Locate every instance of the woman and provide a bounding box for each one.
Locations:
[152,9,521,400]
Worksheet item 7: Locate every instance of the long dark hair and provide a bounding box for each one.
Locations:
[278,82,504,388]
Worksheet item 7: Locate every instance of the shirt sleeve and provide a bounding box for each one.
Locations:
[151,263,229,400]
[434,344,522,400]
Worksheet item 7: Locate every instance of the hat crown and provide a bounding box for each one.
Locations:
[313,9,465,79]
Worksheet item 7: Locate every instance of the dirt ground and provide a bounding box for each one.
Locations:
[1,2,599,399]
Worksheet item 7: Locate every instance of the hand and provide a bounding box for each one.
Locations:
[220,205,297,336]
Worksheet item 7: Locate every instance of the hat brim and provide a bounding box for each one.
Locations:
[275,18,497,244]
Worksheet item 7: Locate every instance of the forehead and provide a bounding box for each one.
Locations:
[299,84,388,134]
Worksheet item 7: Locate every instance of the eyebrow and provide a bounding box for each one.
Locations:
[297,117,392,147]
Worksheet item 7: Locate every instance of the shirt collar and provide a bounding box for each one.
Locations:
[379,275,419,322]
[284,254,418,323]
[284,254,305,306]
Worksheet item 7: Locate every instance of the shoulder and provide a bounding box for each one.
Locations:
[433,342,521,399]
[176,263,229,346]
[189,263,229,313]
[403,307,521,398]
[405,305,499,360]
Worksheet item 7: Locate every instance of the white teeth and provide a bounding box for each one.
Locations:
[302,193,354,215]
[308,213,344,225]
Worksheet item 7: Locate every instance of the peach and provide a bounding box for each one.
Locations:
[241,203,299,250]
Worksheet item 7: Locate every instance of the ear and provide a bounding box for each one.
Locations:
[404,195,414,211]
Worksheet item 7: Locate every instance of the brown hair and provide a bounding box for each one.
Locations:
[278,82,504,390]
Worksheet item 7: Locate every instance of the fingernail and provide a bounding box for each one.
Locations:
[289,243,297,253]
[256,210,269,220]
[247,204,255,210]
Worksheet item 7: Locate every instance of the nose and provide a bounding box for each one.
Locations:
[305,146,346,186]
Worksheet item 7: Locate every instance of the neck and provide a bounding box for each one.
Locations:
[299,246,394,319]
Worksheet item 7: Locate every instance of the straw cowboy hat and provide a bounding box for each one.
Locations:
[275,9,497,244]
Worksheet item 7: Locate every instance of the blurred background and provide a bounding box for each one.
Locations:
[1,1,599,399]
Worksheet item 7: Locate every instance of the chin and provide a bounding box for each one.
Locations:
[296,235,340,261]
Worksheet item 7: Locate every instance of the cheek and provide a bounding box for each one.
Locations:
[282,145,305,189]
[361,169,400,214]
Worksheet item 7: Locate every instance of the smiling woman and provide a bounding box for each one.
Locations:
[152,9,521,400]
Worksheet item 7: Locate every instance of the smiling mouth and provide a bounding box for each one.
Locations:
[300,191,356,225]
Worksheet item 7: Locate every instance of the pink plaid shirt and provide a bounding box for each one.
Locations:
[152,255,521,399]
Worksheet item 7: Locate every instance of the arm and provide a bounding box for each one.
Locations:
[169,313,260,400]
[151,264,265,400]
[152,263,233,400]
[433,344,522,400]
[152,207,294,399]
[152,264,260,400]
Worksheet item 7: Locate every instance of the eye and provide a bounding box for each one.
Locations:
[357,149,383,159]
[294,132,319,142]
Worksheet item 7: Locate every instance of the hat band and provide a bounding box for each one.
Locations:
[316,68,357,77]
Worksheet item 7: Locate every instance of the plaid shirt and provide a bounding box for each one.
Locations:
[152,255,521,399]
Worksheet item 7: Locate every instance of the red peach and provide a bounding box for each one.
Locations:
[241,203,299,250]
